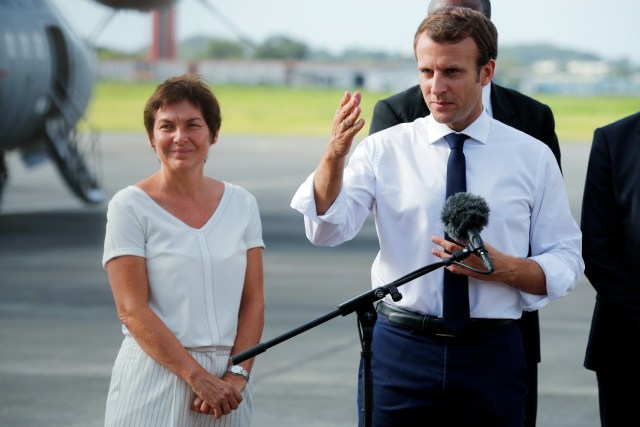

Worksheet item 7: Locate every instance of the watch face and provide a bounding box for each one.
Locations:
[228,365,248,380]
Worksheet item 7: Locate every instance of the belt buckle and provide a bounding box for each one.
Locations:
[425,316,456,338]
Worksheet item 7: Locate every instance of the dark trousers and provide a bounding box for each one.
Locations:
[596,366,640,426]
[524,359,538,427]
[518,310,540,427]
[584,299,640,426]
[358,316,528,427]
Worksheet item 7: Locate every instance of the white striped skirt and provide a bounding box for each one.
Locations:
[104,335,253,427]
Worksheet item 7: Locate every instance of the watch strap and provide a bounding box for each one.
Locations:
[226,365,250,381]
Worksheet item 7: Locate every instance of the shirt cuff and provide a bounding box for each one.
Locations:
[520,253,581,311]
[290,172,346,224]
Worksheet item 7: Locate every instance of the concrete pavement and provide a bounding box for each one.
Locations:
[0,133,598,426]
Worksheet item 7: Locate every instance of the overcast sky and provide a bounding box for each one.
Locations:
[51,0,640,65]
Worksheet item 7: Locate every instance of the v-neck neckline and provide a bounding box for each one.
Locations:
[130,183,230,232]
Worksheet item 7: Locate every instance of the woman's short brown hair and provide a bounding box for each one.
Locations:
[143,74,221,140]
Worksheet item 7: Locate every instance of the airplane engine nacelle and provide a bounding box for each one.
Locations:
[0,0,95,152]
[0,0,102,205]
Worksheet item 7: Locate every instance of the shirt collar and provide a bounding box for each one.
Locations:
[426,108,491,146]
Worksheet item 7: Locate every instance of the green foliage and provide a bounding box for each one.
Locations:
[499,43,600,66]
[207,38,246,59]
[86,81,640,141]
[178,36,216,60]
[253,36,308,60]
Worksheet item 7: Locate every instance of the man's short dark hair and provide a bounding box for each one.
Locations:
[414,6,498,69]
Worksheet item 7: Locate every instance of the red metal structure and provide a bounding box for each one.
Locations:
[150,7,176,61]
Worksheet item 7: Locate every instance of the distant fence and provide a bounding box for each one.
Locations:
[97,59,418,92]
[97,59,640,95]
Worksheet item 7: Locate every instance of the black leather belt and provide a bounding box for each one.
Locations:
[377,301,515,337]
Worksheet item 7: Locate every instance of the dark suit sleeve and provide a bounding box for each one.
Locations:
[369,100,401,135]
[539,104,562,171]
[490,84,562,171]
[581,127,640,323]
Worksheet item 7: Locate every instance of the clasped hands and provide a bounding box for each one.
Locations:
[190,371,247,418]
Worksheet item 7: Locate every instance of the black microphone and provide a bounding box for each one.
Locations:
[441,192,494,273]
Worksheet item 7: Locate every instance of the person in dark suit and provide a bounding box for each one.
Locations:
[582,111,640,427]
[368,2,561,426]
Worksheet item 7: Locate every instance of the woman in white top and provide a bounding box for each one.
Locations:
[102,74,265,427]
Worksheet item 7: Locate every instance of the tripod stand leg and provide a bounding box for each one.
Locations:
[357,305,377,427]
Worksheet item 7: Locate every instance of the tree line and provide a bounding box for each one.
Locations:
[96,34,638,75]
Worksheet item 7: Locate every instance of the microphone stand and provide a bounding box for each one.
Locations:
[231,247,475,427]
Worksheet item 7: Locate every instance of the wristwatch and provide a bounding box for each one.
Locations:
[226,365,250,381]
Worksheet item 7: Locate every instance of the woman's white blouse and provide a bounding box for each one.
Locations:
[103,183,264,348]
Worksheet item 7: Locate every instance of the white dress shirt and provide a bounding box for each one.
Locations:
[103,183,264,348]
[290,111,583,319]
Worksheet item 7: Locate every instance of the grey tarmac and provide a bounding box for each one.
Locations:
[0,133,598,427]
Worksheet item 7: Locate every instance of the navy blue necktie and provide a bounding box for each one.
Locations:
[443,133,470,334]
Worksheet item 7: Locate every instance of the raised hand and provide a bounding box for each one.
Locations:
[328,91,366,158]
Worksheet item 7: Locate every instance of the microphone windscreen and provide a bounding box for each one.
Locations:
[441,192,490,242]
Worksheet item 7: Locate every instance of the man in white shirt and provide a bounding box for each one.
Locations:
[290,7,583,427]
[370,4,561,425]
